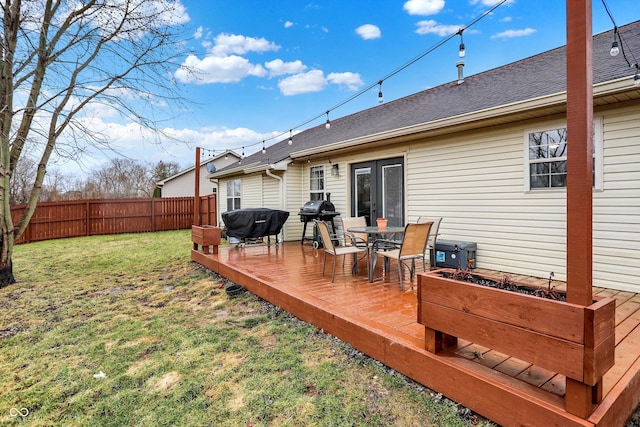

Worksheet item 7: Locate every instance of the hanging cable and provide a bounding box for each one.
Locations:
[600,0,640,86]
[214,0,509,158]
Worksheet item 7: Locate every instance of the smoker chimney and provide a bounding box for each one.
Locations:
[456,61,465,85]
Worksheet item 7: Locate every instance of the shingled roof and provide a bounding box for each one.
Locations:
[214,20,640,176]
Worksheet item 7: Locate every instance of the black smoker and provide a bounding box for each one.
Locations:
[298,193,340,246]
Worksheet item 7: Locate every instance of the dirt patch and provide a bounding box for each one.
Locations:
[150,371,182,392]
[0,327,19,339]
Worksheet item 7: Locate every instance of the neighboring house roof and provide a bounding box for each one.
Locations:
[157,150,240,186]
[213,21,640,177]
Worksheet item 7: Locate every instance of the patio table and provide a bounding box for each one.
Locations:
[347,225,405,282]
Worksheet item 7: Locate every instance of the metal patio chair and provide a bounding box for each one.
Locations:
[416,216,442,270]
[372,221,432,290]
[315,220,369,282]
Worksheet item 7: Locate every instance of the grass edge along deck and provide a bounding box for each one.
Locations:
[192,243,640,427]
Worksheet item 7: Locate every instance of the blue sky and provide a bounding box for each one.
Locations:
[66,0,640,175]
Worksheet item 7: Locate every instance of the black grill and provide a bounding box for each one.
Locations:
[222,208,289,246]
[298,195,340,245]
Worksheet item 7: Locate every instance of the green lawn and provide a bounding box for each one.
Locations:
[0,230,492,426]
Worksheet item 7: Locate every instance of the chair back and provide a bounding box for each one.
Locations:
[399,222,432,258]
[340,216,367,245]
[417,216,442,248]
[315,220,336,253]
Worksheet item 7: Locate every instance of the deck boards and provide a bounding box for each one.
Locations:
[192,242,640,427]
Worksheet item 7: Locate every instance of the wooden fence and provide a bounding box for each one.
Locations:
[12,195,217,244]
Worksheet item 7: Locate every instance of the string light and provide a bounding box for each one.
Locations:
[261,140,266,154]
[610,27,620,56]
[458,29,466,58]
[601,0,639,86]
[201,0,509,160]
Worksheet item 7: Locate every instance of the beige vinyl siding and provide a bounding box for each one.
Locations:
[593,104,640,292]
[161,164,216,198]
[240,174,263,208]
[406,126,570,281]
[284,163,304,241]
[262,173,282,209]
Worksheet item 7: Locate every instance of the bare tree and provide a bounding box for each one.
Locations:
[0,1,189,286]
[85,158,151,198]
[9,156,36,205]
[150,159,180,196]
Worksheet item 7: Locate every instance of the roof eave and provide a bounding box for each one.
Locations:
[290,76,636,159]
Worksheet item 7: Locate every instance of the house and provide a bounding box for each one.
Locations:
[210,21,640,293]
[157,150,240,198]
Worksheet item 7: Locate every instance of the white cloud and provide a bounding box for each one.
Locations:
[500,16,512,22]
[194,26,203,39]
[211,33,280,56]
[415,20,461,36]
[278,70,327,95]
[175,54,266,84]
[327,72,364,91]
[491,28,536,39]
[175,32,281,84]
[355,24,381,40]
[265,59,307,77]
[284,21,294,28]
[403,0,445,16]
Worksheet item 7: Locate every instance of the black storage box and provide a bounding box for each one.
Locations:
[435,240,477,269]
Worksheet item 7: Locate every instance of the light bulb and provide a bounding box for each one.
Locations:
[288,138,293,145]
[378,90,383,104]
[288,129,293,145]
[459,42,466,58]
[610,41,620,57]
[325,111,330,129]
[262,147,266,154]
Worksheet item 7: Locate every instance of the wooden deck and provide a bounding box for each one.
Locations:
[192,241,640,427]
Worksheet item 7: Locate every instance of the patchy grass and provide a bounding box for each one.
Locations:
[1,230,492,426]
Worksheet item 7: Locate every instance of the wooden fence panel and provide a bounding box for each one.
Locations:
[11,195,216,244]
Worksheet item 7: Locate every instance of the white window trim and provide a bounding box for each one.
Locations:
[309,165,326,200]
[523,117,603,192]
[226,179,241,210]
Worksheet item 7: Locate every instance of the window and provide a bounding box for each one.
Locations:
[524,118,602,191]
[309,165,325,201]
[226,179,241,211]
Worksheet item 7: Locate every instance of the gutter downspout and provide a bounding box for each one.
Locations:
[265,167,285,240]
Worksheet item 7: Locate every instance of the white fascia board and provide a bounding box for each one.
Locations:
[290,77,634,159]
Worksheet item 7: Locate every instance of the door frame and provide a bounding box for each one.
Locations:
[350,157,404,226]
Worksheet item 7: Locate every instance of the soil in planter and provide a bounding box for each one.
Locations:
[440,270,566,302]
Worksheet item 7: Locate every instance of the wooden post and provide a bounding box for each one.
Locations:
[194,147,201,226]
[565,0,597,418]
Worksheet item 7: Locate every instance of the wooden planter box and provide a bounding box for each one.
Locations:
[192,225,221,254]
[417,269,615,387]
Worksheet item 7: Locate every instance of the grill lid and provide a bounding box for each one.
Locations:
[299,199,336,215]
